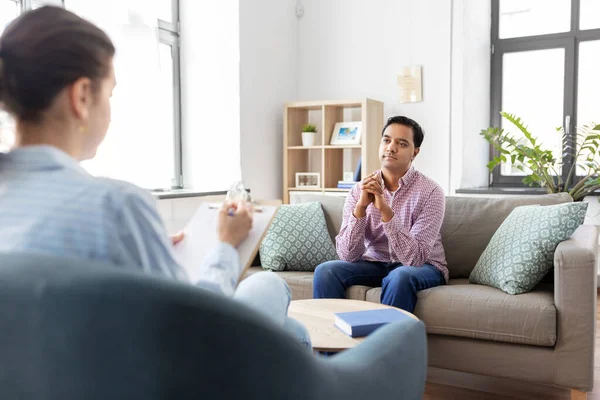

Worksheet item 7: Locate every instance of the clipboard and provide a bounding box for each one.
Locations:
[173,202,279,284]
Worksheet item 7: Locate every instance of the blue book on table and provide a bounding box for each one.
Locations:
[334,308,410,338]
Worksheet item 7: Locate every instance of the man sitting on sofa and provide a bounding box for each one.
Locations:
[313,116,448,313]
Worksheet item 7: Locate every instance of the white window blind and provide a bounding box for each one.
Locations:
[179,0,241,192]
[66,0,176,190]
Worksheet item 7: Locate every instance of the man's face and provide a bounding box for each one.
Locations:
[378,123,420,172]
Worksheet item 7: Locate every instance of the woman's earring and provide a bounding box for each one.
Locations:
[79,125,88,133]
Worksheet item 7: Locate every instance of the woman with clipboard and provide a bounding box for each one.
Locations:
[0,6,310,349]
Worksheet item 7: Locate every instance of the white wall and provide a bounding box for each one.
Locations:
[295,0,491,194]
[239,0,298,200]
[296,0,453,191]
[181,0,491,198]
[177,0,297,216]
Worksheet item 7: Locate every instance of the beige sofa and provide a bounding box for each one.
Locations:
[247,193,598,395]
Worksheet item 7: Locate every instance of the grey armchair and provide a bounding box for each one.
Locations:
[0,253,427,400]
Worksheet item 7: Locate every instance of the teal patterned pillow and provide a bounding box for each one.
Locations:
[469,202,588,295]
[260,202,338,271]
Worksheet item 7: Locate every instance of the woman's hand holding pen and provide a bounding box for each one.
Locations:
[171,231,185,246]
[170,201,253,248]
[218,200,253,248]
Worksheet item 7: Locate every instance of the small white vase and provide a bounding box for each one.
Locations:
[302,131,316,147]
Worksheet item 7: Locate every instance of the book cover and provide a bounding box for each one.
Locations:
[353,157,362,181]
[334,308,411,338]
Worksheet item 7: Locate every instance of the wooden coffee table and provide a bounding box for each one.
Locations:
[288,299,418,352]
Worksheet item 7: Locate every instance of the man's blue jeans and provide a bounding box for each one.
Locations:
[313,260,445,313]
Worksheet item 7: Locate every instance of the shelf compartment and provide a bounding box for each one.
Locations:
[323,104,364,146]
[324,147,362,189]
[286,148,323,190]
[286,107,324,147]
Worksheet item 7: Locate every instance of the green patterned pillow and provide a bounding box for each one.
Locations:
[260,202,338,271]
[469,202,588,295]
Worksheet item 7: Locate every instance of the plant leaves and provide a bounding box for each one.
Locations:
[481,115,600,192]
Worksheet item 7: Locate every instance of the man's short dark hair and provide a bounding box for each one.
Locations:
[381,116,424,148]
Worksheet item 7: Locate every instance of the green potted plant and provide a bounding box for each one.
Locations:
[481,111,600,201]
[301,123,318,147]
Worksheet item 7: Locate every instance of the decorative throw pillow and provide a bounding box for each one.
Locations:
[469,202,588,295]
[260,202,338,271]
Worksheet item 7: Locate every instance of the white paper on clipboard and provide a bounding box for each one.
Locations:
[172,203,279,283]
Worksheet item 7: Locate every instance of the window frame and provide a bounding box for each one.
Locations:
[157,0,183,189]
[22,0,64,11]
[490,0,600,187]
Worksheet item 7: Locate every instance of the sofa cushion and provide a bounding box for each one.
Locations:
[259,202,338,272]
[441,193,572,278]
[290,194,346,243]
[469,202,588,295]
[246,267,315,300]
[364,279,556,347]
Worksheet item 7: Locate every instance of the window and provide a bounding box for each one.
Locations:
[31,0,63,9]
[67,0,182,190]
[157,0,182,189]
[0,0,19,31]
[0,0,21,153]
[0,0,182,190]
[490,0,600,186]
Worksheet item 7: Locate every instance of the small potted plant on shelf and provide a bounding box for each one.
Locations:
[301,124,318,147]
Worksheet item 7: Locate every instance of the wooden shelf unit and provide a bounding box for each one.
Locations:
[283,99,384,204]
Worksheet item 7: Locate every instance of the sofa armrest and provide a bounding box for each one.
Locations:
[553,224,598,391]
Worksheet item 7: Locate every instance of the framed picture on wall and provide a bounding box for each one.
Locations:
[330,121,363,145]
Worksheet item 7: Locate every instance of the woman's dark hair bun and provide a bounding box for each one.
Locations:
[0,6,115,122]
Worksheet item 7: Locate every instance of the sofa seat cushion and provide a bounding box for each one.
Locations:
[245,267,315,300]
[363,279,556,347]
